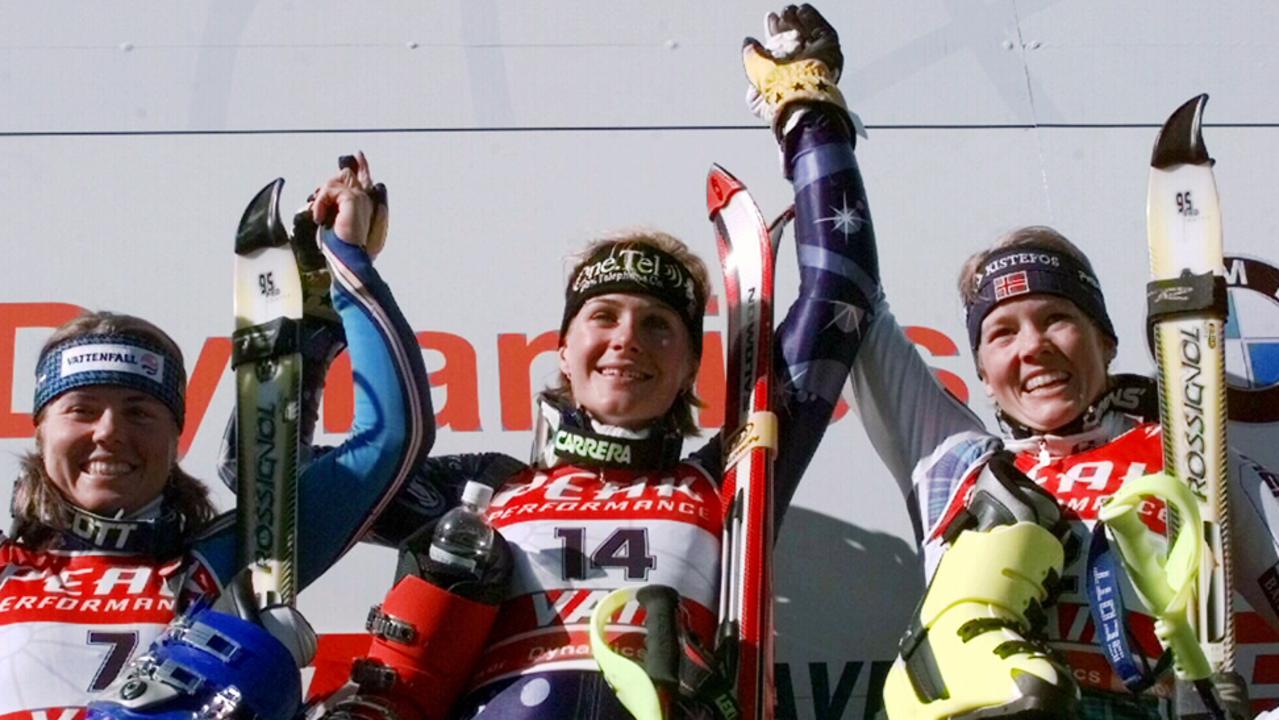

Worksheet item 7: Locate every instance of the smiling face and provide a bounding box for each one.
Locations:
[39,386,178,516]
[558,293,697,430]
[976,294,1115,432]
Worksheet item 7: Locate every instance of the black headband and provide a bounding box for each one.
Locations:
[965,246,1116,352]
[560,241,705,355]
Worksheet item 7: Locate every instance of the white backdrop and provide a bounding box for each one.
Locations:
[5,2,1279,716]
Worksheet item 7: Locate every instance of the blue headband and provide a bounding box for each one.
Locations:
[34,334,186,428]
[965,247,1117,352]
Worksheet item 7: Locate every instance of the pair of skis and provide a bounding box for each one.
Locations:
[1105,94,1241,718]
[591,165,781,720]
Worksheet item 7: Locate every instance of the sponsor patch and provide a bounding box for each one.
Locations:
[60,343,165,382]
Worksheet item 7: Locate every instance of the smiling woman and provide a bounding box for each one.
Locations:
[975,294,1113,430]
[304,7,881,718]
[11,311,215,549]
[549,231,709,435]
[963,226,1117,435]
[842,219,1279,715]
[1,150,432,720]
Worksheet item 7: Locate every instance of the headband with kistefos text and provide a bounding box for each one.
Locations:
[965,246,1116,352]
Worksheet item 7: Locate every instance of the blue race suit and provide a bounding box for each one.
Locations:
[0,231,431,720]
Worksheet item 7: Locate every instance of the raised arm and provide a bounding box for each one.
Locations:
[196,155,433,589]
[686,6,879,525]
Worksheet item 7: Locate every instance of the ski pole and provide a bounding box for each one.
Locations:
[591,585,681,720]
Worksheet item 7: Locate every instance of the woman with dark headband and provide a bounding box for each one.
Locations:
[0,154,431,720]
[846,224,1279,718]
[299,6,877,720]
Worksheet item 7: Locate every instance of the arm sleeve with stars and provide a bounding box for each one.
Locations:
[691,107,880,530]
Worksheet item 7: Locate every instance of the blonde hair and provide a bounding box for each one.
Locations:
[550,229,711,436]
[11,311,215,549]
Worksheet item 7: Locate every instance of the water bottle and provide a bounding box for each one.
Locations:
[428,481,495,576]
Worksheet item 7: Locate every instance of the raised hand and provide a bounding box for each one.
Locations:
[743,4,852,138]
[311,151,389,257]
[749,4,842,77]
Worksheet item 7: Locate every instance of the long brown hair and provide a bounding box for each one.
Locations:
[10,311,217,548]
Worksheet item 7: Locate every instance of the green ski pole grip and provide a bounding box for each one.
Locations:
[590,586,666,720]
[1099,472,1211,680]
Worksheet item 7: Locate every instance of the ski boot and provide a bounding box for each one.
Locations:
[883,453,1080,719]
[87,600,312,720]
[307,521,511,720]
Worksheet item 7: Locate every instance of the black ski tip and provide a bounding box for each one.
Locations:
[337,155,358,172]
[1151,94,1211,169]
[235,178,289,255]
[290,206,325,272]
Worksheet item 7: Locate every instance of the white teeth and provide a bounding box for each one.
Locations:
[1024,372,1068,392]
[600,368,647,380]
[85,461,133,476]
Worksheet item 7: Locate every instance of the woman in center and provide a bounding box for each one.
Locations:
[319,5,873,719]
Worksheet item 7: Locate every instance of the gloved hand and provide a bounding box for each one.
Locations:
[86,573,316,720]
[743,4,863,140]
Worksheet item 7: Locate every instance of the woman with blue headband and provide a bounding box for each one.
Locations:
[844,220,1279,719]
[0,154,432,720]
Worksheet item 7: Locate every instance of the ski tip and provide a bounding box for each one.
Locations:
[235,178,290,255]
[337,155,358,172]
[707,164,745,218]
[1151,94,1211,169]
[768,206,796,253]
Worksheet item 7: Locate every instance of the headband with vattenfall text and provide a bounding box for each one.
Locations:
[34,334,185,428]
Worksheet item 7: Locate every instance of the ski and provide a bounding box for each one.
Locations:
[708,164,779,720]
[1146,94,1237,715]
[233,178,304,608]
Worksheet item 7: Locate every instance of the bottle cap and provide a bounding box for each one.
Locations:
[461,481,494,509]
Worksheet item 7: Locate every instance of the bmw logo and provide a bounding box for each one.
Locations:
[1225,255,1279,423]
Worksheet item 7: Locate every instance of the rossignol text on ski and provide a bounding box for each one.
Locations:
[233,178,304,608]
[1143,93,1238,717]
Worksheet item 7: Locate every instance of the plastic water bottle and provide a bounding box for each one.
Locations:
[428,481,495,576]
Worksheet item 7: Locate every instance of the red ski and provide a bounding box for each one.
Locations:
[707,164,779,720]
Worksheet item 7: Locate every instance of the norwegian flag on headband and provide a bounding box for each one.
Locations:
[993,270,1030,300]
